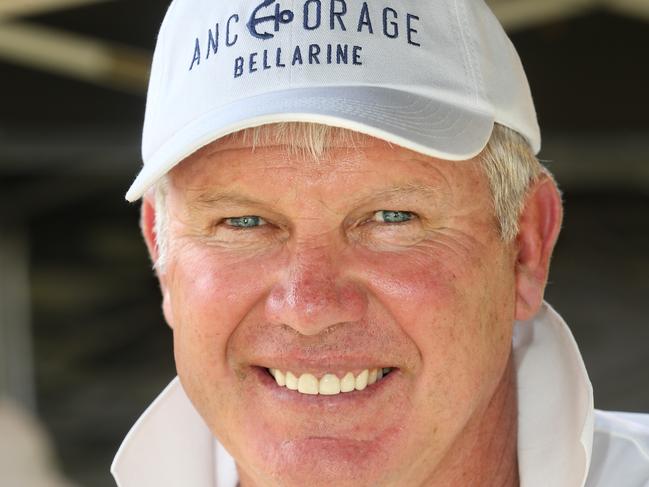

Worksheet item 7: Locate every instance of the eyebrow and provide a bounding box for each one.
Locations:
[188,182,441,211]
[353,183,441,205]
[190,190,270,209]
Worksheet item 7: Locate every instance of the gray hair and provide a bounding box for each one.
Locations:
[151,123,547,272]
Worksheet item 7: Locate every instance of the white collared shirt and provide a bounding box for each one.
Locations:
[111,302,649,486]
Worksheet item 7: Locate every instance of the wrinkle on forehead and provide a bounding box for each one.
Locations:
[169,124,381,191]
[168,123,485,216]
[174,145,460,211]
[189,182,445,210]
[175,132,472,184]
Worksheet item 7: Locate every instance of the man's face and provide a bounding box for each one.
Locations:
[158,131,519,486]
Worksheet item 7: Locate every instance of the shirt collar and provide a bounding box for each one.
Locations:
[112,301,594,487]
[514,301,594,487]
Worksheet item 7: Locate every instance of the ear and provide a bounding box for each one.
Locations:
[141,196,175,329]
[514,174,563,321]
[141,196,159,266]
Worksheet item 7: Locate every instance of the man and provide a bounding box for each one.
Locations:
[112,0,649,486]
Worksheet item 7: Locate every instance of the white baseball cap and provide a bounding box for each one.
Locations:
[126,0,540,202]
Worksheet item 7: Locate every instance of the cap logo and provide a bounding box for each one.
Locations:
[188,1,422,79]
[248,0,295,40]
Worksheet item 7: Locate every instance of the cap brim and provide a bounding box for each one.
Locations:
[126,86,494,202]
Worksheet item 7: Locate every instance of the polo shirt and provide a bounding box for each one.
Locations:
[111,302,649,486]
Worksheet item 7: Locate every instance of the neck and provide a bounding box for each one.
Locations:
[426,354,519,487]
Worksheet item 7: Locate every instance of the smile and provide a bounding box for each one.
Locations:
[267,368,394,396]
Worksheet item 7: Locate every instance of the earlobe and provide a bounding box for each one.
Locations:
[162,287,174,330]
[514,175,563,321]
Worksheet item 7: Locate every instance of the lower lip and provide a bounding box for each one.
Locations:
[252,367,398,409]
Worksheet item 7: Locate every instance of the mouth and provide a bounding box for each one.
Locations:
[266,367,394,396]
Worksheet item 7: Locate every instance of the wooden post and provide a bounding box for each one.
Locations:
[0,222,36,412]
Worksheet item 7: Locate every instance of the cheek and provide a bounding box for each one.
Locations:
[356,236,493,317]
[353,239,516,445]
[167,245,276,376]
[353,235,515,386]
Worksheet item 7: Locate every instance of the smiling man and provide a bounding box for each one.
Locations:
[112,1,649,486]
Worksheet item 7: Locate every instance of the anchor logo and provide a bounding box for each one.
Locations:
[247,0,295,40]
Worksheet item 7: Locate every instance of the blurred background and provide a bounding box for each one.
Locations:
[0,0,647,485]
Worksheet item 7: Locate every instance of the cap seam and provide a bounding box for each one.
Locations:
[453,0,480,107]
[465,3,486,104]
[289,0,296,88]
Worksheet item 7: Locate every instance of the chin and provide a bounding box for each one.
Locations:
[233,420,410,487]
[243,441,394,487]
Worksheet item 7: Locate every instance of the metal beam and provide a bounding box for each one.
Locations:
[0,126,141,175]
[488,0,649,30]
[606,0,649,22]
[0,0,110,20]
[488,0,596,31]
[0,21,150,94]
[540,132,649,192]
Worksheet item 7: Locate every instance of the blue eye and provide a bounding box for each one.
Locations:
[225,216,266,228]
[373,211,414,223]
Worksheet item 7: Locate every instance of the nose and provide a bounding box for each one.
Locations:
[264,246,367,336]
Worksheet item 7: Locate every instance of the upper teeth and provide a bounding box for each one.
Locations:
[268,368,392,395]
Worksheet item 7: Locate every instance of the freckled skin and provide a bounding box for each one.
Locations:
[152,133,528,487]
